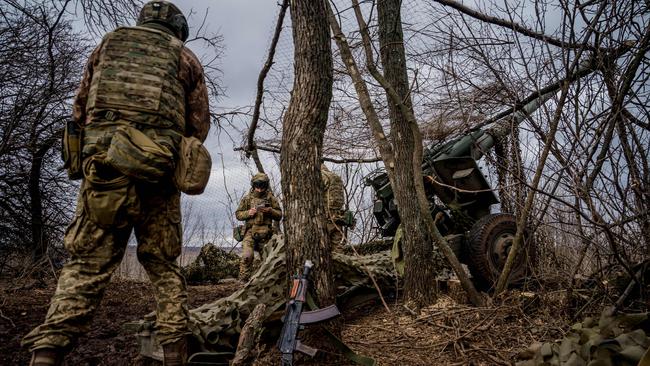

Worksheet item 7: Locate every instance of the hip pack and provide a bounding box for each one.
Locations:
[105,125,174,183]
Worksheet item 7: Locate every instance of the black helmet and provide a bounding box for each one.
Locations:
[137,1,189,42]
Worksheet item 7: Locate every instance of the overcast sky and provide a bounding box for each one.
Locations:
[177,0,282,106]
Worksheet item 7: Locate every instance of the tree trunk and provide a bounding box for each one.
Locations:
[29,142,51,264]
[377,0,441,306]
[280,0,334,306]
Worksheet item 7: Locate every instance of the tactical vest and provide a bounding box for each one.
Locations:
[83,26,185,159]
[323,170,345,218]
[245,191,275,227]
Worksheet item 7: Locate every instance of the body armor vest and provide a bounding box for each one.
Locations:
[83,26,185,159]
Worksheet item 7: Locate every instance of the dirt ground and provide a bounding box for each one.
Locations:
[1,276,571,366]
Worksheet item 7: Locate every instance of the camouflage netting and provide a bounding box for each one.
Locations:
[341,239,393,255]
[516,310,650,366]
[181,243,239,284]
[134,234,396,358]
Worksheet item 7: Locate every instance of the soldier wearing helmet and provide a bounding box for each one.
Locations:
[235,173,283,281]
[23,2,210,365]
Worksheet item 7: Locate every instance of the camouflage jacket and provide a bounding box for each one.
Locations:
[235,190,282,228]
[73,26,210,142]
[322,168,345,220]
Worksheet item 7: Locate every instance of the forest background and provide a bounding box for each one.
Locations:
[0,0,649,363]
[2,0,647,284]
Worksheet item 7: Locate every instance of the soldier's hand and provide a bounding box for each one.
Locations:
[248,207,257,216]
[260,207,271,213]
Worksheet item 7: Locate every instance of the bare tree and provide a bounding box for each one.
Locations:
[374,0,465,306]
[326,0,485,307]
[414,0,649,299]
[280,0,335,310]
[0,2,89,268]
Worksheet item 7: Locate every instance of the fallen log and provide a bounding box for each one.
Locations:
[231,303,266,365]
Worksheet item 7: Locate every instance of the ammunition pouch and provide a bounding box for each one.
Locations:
[105,125,174,183]
[233,225,245,242]
[251,225,271,241]
[62,120,83,180]
[335,210,356,229]
[173,136,212,195]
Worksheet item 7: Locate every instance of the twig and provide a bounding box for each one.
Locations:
[605,263,646,317]
[245,0,289,172]
[345,241,392,314]
[0,294,15,328]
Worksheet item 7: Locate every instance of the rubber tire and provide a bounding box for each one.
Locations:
[466,213,535,291]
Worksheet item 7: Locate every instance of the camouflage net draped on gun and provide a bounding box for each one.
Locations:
[133,234,395,358]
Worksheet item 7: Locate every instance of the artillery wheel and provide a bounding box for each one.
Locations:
[466,213,535,291]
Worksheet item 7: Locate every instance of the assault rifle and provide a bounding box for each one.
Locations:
[277,260,341,366]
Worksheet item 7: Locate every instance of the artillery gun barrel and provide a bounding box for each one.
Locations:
[483,43,633,145]
[430,44,633,163]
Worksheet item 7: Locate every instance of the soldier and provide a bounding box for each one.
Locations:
[22,2,210,366]
[321,163,347,249]
[235,173,283,281]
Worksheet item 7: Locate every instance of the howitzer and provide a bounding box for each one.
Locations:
[277,260,341,365]
[364,46,631,289]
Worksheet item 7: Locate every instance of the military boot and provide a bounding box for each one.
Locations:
[238,260,252,282]
[29,348,63,366]
[162,338,188,366]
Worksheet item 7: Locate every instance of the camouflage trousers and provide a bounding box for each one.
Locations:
[238,230,271,281]
[327,221,345,251]
[22,180,189,351]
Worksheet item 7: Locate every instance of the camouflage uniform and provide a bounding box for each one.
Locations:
[22,21,210,354]
[235,173,282,280]
[321,164,346,249]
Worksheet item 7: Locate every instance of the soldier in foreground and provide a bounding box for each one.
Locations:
[321,163,347,249]
[22,2,210,365]
[235,173,283,281]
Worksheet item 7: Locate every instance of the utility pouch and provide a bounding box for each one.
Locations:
[251,225,271,241]
[85,184,129,228]
[82,155,131,228]
[173,136,212,195]
[106,125,174,184]
[62,120,83,180]
[233,225,245,242]
[343,210,356,229]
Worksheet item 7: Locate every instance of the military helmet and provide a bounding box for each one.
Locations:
[137,1,189,42]
[251,173,270,190]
